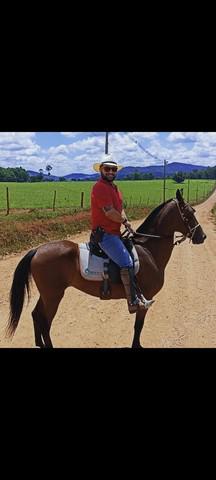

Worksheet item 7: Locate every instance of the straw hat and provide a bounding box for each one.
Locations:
[93,154,123,173]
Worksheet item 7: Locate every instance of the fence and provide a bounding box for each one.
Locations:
[1,180,216,215]
[123,181,216,208]
[0,187,89,215]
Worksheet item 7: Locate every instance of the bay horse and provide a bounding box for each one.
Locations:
[6,189,206,348]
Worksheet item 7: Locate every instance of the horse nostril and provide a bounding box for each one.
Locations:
[203,234,207,241]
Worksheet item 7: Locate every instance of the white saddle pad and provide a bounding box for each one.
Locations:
[79,243,139,281]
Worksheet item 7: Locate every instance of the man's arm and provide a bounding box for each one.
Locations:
[103,206,131,226]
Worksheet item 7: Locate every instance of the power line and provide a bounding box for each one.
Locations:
[125,132,169,203]
[125,132,166,163]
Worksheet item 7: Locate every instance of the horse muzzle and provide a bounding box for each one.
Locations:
[192,232,207,244]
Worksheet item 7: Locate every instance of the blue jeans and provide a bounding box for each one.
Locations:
[99,232,133,268]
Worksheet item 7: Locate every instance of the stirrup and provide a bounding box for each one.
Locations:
[139,294,155,309]
[128,297,146,314]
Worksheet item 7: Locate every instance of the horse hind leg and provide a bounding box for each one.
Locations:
[32,292,64,348]
[32,298,46,348]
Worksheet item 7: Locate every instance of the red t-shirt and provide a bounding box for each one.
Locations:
[91,178,123,235]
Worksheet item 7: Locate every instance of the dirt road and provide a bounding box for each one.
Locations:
[0,191,216,348]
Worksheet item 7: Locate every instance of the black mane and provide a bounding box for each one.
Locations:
[136,198,173,234]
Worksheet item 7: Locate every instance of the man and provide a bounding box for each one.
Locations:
[91,154,154,314]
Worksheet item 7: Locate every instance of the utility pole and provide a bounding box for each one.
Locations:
[105,132,109,154]
[163,159,168,203]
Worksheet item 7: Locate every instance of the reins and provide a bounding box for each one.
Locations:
[121,198,200,247]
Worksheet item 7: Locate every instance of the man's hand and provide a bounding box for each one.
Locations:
[123,220,132,229]
[123,220,135,234]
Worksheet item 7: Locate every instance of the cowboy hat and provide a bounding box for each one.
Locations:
[93,154,123,173]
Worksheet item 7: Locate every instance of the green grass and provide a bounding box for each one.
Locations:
[0,182,93,210]
[0,179,215,211]
[118,179,216,207]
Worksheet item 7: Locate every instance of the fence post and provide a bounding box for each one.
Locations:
[187,179,190,202]
[81,192,84,208]
[53,190,56,211]
[6,187,10,215]
[196,185,198,203]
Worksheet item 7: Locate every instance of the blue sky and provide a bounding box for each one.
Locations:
[0,132,216,176]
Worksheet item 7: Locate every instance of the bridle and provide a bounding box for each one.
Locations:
[172,199,201,244]
[122,198,200,246]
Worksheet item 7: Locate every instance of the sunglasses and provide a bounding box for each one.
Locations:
[103,166,118,173]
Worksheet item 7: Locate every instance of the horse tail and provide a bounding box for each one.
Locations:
[7,249,38,338]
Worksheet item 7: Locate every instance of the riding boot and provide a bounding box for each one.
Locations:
[120,267,153,314]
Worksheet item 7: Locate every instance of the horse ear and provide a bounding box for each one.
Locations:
[176,189,183,202]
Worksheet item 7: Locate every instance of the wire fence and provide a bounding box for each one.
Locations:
[0,180,216,215]
[123,181,216,208]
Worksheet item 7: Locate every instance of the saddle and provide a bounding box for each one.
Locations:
[79,234,139,300]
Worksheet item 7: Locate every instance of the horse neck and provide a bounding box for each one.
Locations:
[146,237,174,271]
[138,201,178,270]
[155,200,178,236]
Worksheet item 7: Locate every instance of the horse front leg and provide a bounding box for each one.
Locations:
[131,309,148,348]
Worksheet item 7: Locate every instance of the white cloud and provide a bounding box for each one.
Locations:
[0,132,44,170]
[60,132,84,138]
[48,144,70,155]
[129,132,159,139]
[168,132,194,142]
[0,132,36,145]
[1,132,216,175]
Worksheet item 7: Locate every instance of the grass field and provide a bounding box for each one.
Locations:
[0,179,215,256]
[0,179,215,212]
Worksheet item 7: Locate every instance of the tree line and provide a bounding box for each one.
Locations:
[0,167,30,182]
[1,165,216,183]
[126,167,216,182]
[124,173,155,180]
[171,166,216,183]
[0,165,54,182]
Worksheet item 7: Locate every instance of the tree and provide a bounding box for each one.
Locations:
[132,170,141,180]
[46,165,53,176]
[15,167,30,182]
[0,166,30,182]
[172,172,185,184]
[38,169,44,180]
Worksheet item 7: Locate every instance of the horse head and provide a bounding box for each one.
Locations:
[174,189,206,244]
[135,189,207,245]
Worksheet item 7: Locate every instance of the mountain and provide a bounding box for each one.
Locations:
[64,173,98,181]
[27,170,98,181]
[116,162,207,179]
[27,162,208,181]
